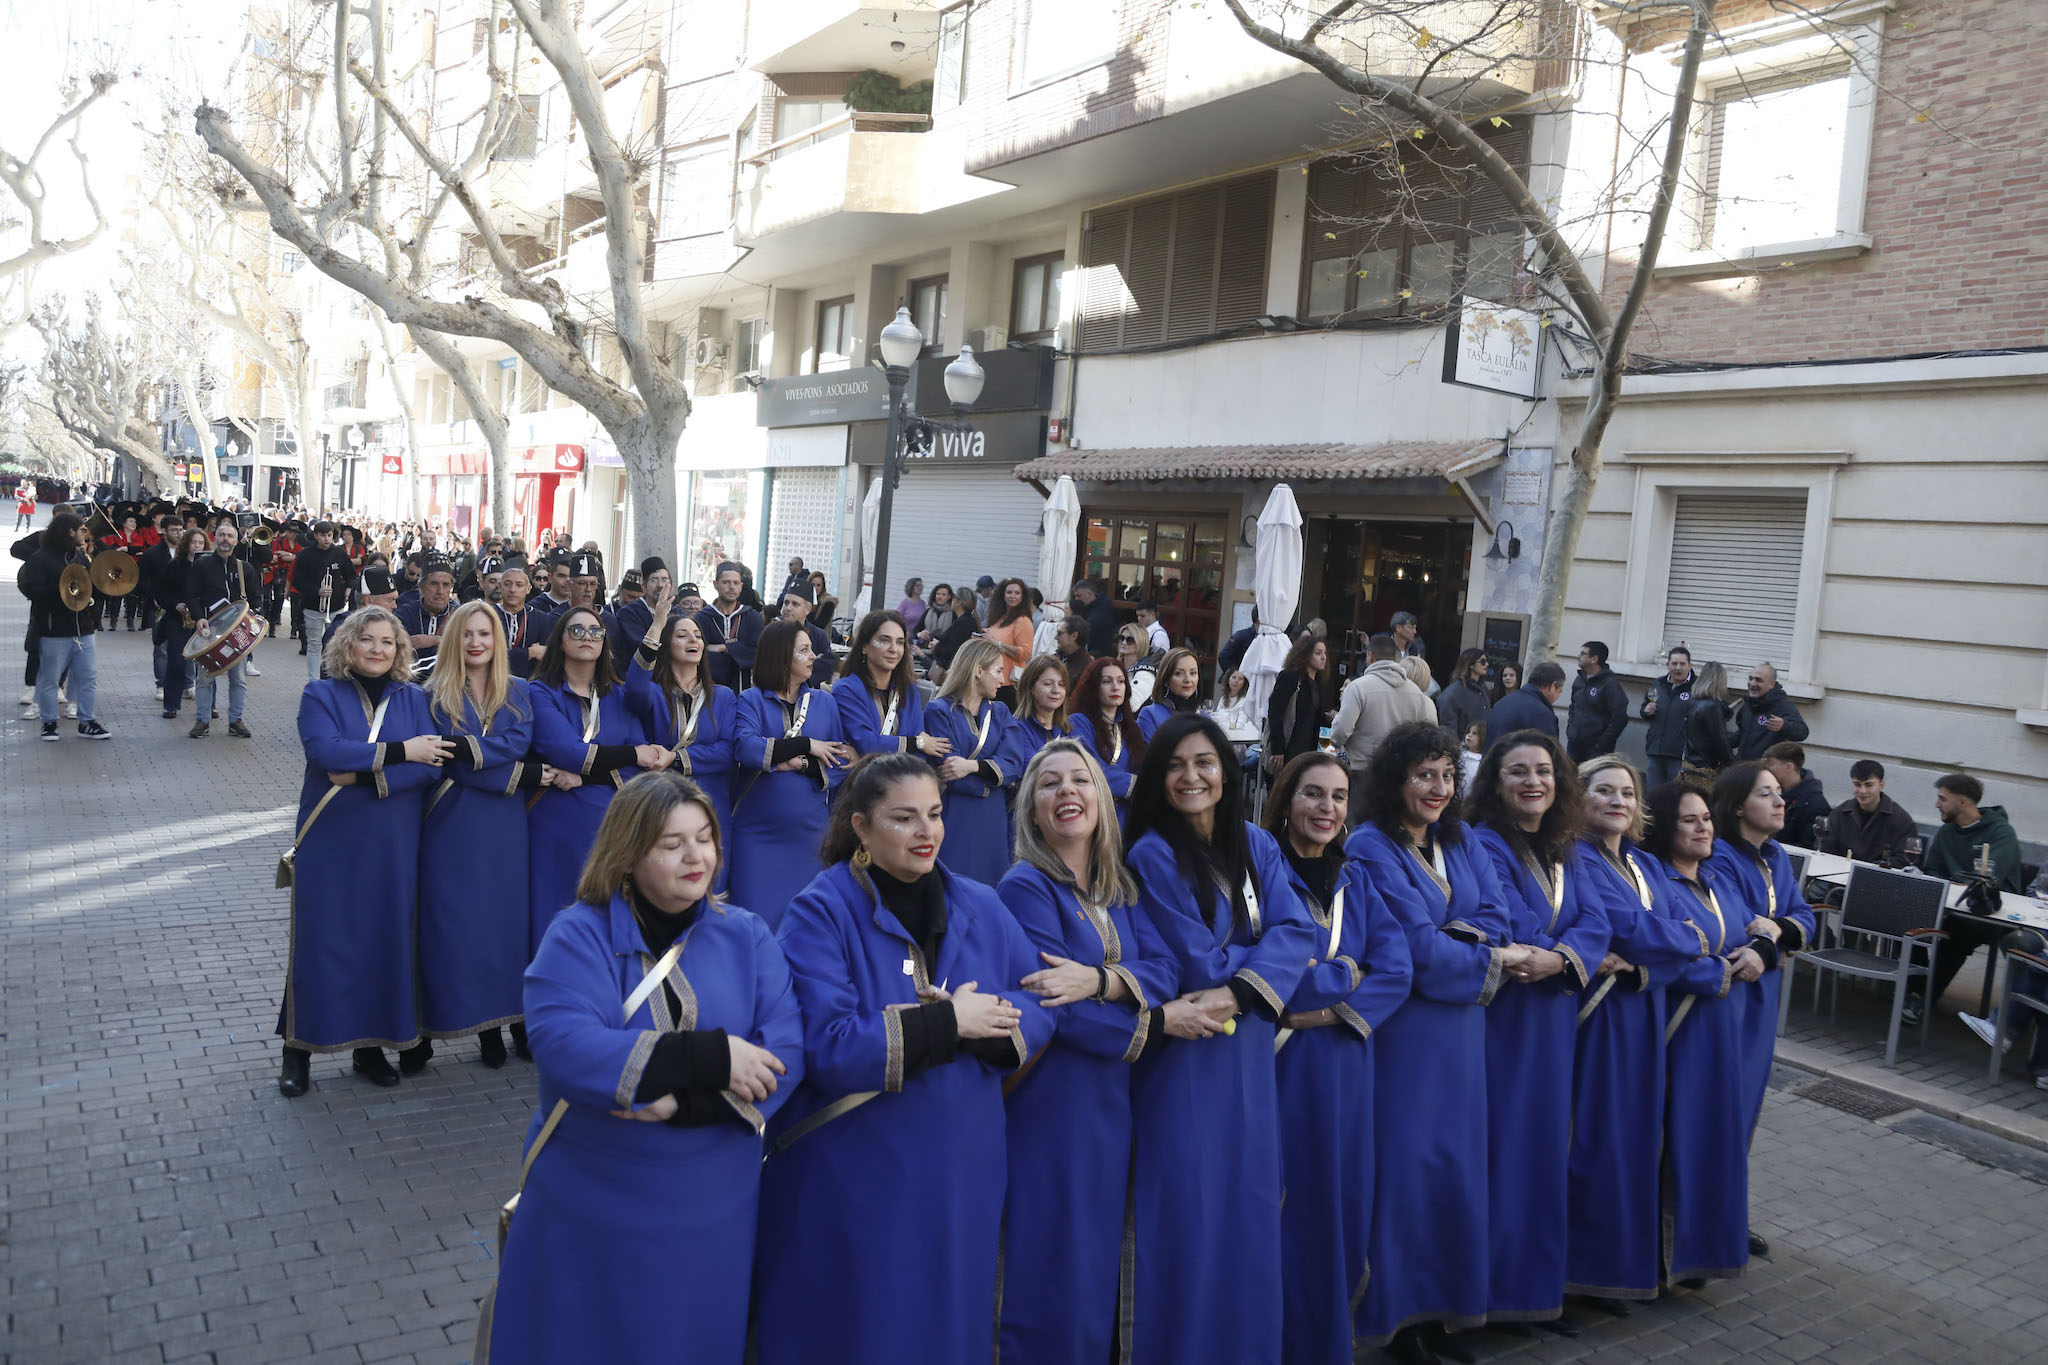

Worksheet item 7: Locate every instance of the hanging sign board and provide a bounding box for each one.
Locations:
[1442,295,1545,399]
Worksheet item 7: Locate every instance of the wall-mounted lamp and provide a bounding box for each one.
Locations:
[1483,520,1522,562]
[1255,315,1302,333]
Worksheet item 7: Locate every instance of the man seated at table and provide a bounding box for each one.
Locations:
[1817,759,1920,866]
[1763,741,1830,847]
[1903,773,2030,1027]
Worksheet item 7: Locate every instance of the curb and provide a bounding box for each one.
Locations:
[1774,1038,2048,1155]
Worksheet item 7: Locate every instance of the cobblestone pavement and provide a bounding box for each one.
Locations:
[4,514,2047,1364]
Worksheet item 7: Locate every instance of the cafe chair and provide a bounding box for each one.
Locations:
[1989,938,2048,1084]
[1785,864,1947,1066]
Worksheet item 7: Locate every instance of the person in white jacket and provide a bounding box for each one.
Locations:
[1329,633,1436,821]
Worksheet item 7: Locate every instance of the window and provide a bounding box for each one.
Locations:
[1078,171,1274,351]
[660,142,728,238]
[1300,122,1529,321]
[1020,0,1120,87]
[667,0,741,84]
[1660,492,1806,667]
[775,97,847,150]
[277,249,304,275]
[500,94,541,160]
[1009,253,1063,343]
[1698,65,1852,255]
[908,275,948,352]
[1079,513,1228,655]
[518,363,544,414]
[814,296,854,372]
[935,3,970,111]
[732,317,765,392]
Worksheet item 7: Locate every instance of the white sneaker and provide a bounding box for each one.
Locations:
[1957,1012,2011,1052]
[2035,1074,2048,1091]
[16,686,30,705]
[246,663,261,677]
[60,700,76,719]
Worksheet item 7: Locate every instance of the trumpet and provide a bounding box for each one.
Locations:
[250,525,277,545]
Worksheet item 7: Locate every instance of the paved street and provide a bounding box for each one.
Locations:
[4,521,2048,1364]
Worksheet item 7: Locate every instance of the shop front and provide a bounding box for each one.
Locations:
[511,443,585,551]
[420,448,488,537]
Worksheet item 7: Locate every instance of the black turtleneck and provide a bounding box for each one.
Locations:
[870,865,1023,1074]
[1282,841,1339,911]
[625,889,743,1127]
[345,671,415,774]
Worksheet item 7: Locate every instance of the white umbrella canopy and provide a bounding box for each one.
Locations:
[859,474,883,595]
[1240,483,1303,730]
[1037,474,1080,605]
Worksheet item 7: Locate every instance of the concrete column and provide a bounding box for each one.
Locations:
[945,240,996,352]
[1268,164,1308,318]
[848,261,896,369]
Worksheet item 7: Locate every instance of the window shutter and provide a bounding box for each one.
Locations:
[1079,206,1132,352]
[1466,121,1531,226]
[1217,171,1274,330]
[1663,493,1806,669]
[1165,186,1222,342]
[1079,172,1274,350]
[1122,198,1173,347]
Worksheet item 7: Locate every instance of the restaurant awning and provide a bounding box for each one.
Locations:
[1012,438,1504,485]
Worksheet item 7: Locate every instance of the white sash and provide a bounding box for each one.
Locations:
[673,682,705,748]
[968,703,996,758]
[1325,884,1346,961]
[877,684,899,736]
[579,692,600,743]
[1242,872,1264,939]
[623,937,689,1022]
[784,689,812,739]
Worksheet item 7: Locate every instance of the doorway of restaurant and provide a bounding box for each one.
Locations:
[1301,516,1471,686]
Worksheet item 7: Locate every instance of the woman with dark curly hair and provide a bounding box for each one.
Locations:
[1346,721,1529,1365]
[1463,731,1609,1336]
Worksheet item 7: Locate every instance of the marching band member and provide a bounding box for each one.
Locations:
[419,601,535,1073]
[831,609,942,761]
[1070,656,1144,810]
[278,606,452,1096]
[154,526,211,721]
[185,519,262,739]
[1122,712,1314,1365]
[480,772,803,1365]
[1265,752,1412,1365]
[996,740,1177,1365]
[624,583,738,836]
[755,753,1051,1365]
[921,638,1022,886]
[291,521,356,683]
[728,621,853,928]
[1135,647,1205,740]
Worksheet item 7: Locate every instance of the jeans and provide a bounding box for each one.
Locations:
[35,635,95,722]
[1646,754,1683,790]
[163,623,194,714]
[302,608,334,682]
[195,660,247,724]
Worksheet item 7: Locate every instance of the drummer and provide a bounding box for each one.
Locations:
[399,561,458,675]
[186,519,262,739]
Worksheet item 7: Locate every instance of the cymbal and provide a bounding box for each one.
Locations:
[58,563,93,611]
[90,549,138,596]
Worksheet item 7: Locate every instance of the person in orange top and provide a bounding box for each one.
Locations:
[981,575,1036,710]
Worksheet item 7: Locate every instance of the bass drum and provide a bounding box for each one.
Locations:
[183,601,268,677]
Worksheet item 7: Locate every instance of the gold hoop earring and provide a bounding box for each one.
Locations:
[851,846,872,869]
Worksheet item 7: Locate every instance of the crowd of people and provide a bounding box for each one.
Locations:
[13,488,2044,1365]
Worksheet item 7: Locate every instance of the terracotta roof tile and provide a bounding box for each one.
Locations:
[1013,439,1503,483]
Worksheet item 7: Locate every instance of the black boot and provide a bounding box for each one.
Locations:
[1491,1323,1537,1339]
[510,1020,532,1061]
[398,1039,434,1076]
[352,1047,400,1087]
[1421,1326,1475,1365]
[1577,1295,1633,1318]
[479,1028,508,1069]
[278,1046,311,1098]
[1384,1327,1440,1365]
[1534,1318,1581,1338]
[1748,1232,1772,1259]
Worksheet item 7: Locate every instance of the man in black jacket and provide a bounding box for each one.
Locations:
[290,522,356,685]
[1566,641,1629,762]
[1638,646,1695,788]
[1817,759,1920,865]
[184,520,260,738]
[18,513,110,740]
[1733,662,1808,759]
[1762,741,1829,848]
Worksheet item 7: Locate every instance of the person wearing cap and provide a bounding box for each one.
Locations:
[398,562,459,677]
[291,521,357,684]
[474,556,506,606]
[185,520,261,738]
[606,558,668,662]
[319,566,403,658]
[695,560,764,692]
[563,551,604,614]
[973,573,998,627]
[777,584,834,689]
[676,581,705,616]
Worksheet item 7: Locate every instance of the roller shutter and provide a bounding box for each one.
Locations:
[880,467,1045,604]
[1662,492,1806,669]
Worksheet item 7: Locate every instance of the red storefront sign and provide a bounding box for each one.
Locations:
[419,450,487,476]
[380,453,405,475]
[512,444,585,474]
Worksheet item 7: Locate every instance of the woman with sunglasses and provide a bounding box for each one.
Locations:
[1263,752,1413,1365]
[1070,656,1144,810]
[624,581,739,836]
[1123,713,1315,1364]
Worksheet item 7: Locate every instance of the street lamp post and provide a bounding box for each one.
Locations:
[867,305,985,614]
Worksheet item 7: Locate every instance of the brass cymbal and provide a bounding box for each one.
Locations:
[58,563,93,611]
[90,549,138,596]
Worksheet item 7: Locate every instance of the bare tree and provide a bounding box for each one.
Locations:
[33,299,175,488]
[0,71,117,337]
[1223,0,1712,668]
[195,0,686,560]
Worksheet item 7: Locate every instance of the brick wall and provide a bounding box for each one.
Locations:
[957,0,1174,173]
[1613,0,2048,364]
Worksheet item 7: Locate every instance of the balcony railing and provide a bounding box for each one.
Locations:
[742,110,930,166]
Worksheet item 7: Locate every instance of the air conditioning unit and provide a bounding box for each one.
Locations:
[970,325,1007,352]
[694,337,728,368]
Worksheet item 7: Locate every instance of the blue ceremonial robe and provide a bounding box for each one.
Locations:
[1126,824,1315,1365]
[496,604,555,680]
[1275,853,1413,1365]
[283,678,438,1051]
[419,681,536,1037]
[480,893,804,1365]
[923,695,1021,886]
[1658,858,1749,1283]
[830,672,929,759]
[1347,824,1512,1344]
[1470,826,1610,1323]
[1134,699,1204,741]
[757,862,1053,1365]
[1706,838,1814,1141]
[1566,840,1711,1298]
[694,603,763,691]
[526,683,644,955]
[728,687,846,930]
[622,663,737,834]
[1072,714,1139,807]
[1010,714,1077,768]
[996,863,1178,1365]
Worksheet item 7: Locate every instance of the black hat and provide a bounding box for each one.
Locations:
[976,574,996,590]
[618,570,644,590]
[782,582,814,605]
[362,567,395,595]
[477,556,504,576]
[571,552,601,579]
[677,582,701,598]
[422,556,455,578]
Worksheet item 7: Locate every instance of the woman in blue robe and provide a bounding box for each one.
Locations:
[922,637,1020,885]
[479,772,804,1365]
[277,606,450,1097]
[621,588,738,834]
[830,608,940,763]
[1124,712,1315,1365]
[1464,731,1610,1334]
[1263,752,1413,1365]
[527,607,660,959]
[1345,721,1526,1365]
[1071,655,1144,810]
[1565,757,1711,1308]
[1135,647,1204,740]
[419,601,535,1071]
[728,621,854,929]
[997,738,1180,1365]
[1643,780,1767,1286]
[1010,654,1078,764]
[756,754,1053,1365]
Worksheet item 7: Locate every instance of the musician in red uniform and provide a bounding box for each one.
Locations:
[264,521,297,644]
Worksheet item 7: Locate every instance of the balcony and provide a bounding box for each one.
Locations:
[748,0,943,77]
[736,111,1006,248]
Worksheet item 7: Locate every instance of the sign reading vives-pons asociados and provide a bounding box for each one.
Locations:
[756,371,892,427]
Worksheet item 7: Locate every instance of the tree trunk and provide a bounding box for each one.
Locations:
[173,370,222,501]
[618,415,679,572]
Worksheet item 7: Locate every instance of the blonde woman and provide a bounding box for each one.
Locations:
[1683,662,1733,774]
[279,606,453,1097]
[419,601,537,1072]
[997,739,1179,1364]
[921,636,1023,885]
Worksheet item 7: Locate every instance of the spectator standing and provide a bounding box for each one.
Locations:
[777,556,808,601]
[982,576,1037,704]
[1488,660,1522,705]
[1817,760,1920,866]
[1218,609,1258,675]
[1053,614,1091,682]
[1075,579,1121,659]
[1136,600,1170,655]
[1761,742,1829,847]
[1434,648,1492,744]
[897,577,927,635]
[1566,641,1630,762]
[1489,660,1565,739]
[1328,633,1433,821]
[1905,773,2029,1026]
[1388,610,1426,659]
[972,573,997,626]
[1732,662,1807,759]
[929,585,979,683]
[1683,662,1734,775]
[1639,646,1697,788]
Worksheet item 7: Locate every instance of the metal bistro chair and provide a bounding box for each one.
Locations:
[1787,864,1947,1066]
[1989,936,2048,1083]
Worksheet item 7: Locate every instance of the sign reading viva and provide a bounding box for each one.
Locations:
[1442,295,1545,400]
[922,427,987,461]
